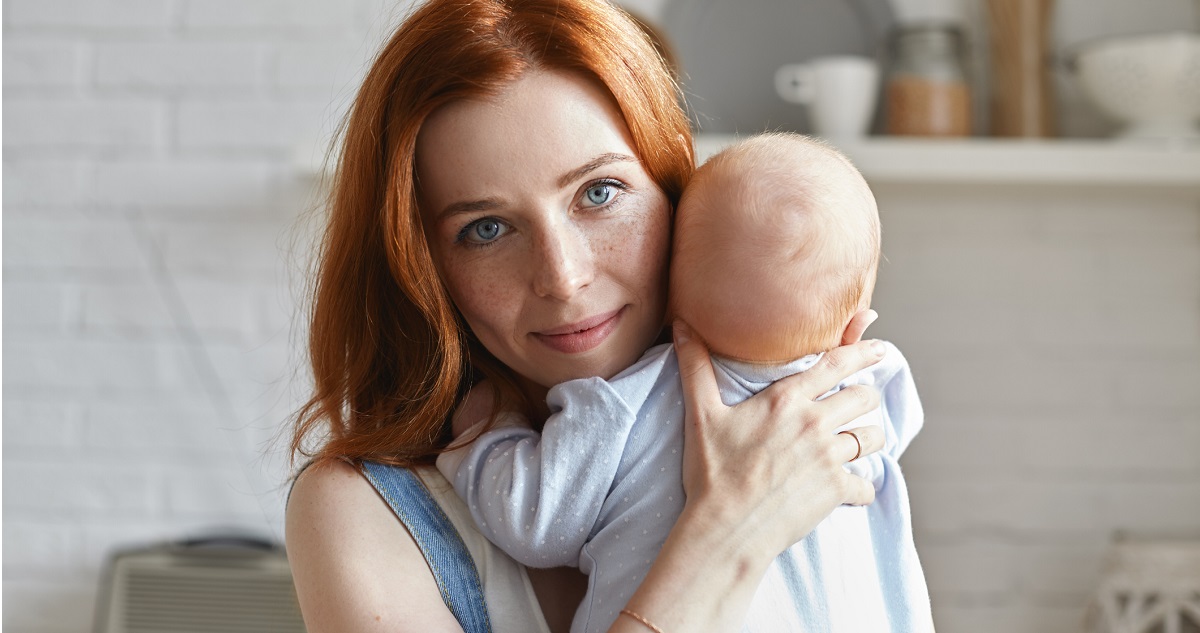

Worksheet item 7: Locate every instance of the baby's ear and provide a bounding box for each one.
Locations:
[839,309,879,346]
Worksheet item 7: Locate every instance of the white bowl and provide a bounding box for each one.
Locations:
[1070,31,1200,141]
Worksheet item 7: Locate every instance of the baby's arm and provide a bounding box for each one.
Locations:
[436,377,639,569]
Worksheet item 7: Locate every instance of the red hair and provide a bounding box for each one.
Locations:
[291,0,694,468]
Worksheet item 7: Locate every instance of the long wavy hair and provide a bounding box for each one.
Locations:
[291,0,695,468]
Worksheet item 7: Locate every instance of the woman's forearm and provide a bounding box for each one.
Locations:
[609,503,773,633]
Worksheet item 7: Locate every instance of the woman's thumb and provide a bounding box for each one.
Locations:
[673,320,719,409]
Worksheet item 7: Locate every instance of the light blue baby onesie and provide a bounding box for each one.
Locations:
[437,341,932,633]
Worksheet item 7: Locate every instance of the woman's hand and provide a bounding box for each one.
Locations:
[674,316,887,562]
[616,316,889,633]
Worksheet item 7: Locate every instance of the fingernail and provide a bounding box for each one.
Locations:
[673,320,690,344]
[870,340,886,356]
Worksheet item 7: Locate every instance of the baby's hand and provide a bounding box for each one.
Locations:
[451,380,498,439]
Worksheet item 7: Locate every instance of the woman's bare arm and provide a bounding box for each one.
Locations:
[286,461,465,633]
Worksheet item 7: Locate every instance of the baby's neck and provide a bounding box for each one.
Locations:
[711,349,823,367]
[709,341,829,367]
[709,349,828,386]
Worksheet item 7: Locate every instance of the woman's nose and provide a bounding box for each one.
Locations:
[532,224,595,300]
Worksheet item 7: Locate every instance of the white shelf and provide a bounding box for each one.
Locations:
[693,135,1200,188]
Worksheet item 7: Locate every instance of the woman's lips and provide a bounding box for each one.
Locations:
[533,308,624,354]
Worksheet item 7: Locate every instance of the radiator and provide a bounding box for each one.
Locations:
[93,536,307,633]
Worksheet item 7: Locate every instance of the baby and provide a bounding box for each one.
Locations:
[437,134,932,633]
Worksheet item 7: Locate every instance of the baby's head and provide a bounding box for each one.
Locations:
[669,133,880,363]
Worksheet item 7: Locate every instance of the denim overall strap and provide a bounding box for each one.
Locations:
[360,461,492,633]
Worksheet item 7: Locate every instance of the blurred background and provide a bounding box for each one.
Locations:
[3,0,1199,631]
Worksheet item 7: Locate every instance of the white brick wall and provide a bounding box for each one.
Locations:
[3,40,87,88]
[872,184,1200,632]
[6,0,175,30]
[183,0,359,31]
[3,1,408,630]
[4,2,1199,633]
[4,99,167,149]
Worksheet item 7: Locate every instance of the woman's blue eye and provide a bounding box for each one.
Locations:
[584,184,613,206]
[458,218,507,245]
[474,220,501,240]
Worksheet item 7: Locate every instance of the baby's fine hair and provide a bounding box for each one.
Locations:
[675,133,881,356]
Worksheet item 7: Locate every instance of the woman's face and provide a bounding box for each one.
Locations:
[416,69,672,389]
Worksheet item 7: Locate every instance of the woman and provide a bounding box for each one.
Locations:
[286,0,887,631]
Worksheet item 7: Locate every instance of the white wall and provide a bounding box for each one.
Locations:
[870,182,1200,632]
[3,1,415,630]
[3,1,1199,632]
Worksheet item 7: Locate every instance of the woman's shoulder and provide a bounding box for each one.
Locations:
[286,460,464,632]
[288,458,367,504]
[287,460,402,539]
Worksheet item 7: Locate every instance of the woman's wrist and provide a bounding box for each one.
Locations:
[620,503,774,632]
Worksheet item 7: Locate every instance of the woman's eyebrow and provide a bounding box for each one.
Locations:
[436,153,635,221]
[556,153,636,188]
[437,197,502,222]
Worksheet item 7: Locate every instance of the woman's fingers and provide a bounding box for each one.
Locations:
[673,320,721,413]
[771,340,887,403]
[838,429,865,462]
[800,381,882,439]
[840,472,877,506]
[839,309,878,346]
[838,424,884,463]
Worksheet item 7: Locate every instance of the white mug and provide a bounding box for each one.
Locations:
[775,56,880,141]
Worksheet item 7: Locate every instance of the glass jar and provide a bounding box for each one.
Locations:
[884,23,973,137]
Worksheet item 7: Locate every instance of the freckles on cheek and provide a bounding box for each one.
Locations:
[444,261,517,339]
[621,211,671,274]
[596,211,670,318]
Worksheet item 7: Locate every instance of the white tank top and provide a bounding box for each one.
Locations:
[414,467,553,633]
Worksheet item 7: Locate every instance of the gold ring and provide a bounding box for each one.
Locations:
[840,430,862,462]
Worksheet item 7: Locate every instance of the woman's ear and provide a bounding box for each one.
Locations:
[839,309,879,346]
